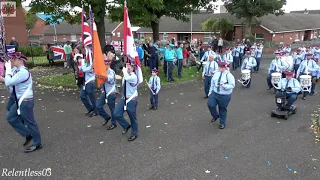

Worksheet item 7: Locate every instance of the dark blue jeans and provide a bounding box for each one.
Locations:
[80,82,97,113]
[96,93,117,125]
[293,64,300,77]
[148,56,157,72]
[239,53,244,66]
[254,57,261,71]
[204,76,212,97]
[6,93,15,111]
[150,90,158,107]
[8,99,41,146]
[233,56,239,69]
[113,98,138,136]
[207,92,232,125]
[168,61,174,81]
[163,60,167,77]
[177,59,183,77]
[286,93,297,109]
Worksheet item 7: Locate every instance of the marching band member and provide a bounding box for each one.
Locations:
[5,60,17,111]
[148,68,161,110]
[239,43,245,67]
[254,44,263,72]
[267,52,286,90]
[200,46,216,62]
[276,71,301,111]
[232,44,240,70]
[207,61,235,129]
[313,46,320,61]
[203,55,218,98]
[222,48,233,69]
[164,44,176,82]
[96,53,118,130]
[241,51,257,88]
[296,53,319,100]
[284,45,291,56]
[113,59,139,141]
[79,55,97,117]
[292,49,304,77]
[0,52,42,153]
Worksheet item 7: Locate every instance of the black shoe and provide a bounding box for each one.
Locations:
[122,125,131,134]
[88,112,98,117]
[149,105,154,110]
[302,97,306,100]
[219,124,225,129]
[211,117,219,122]
[153,107,157,110]
[24,145,42,153]
[107,124,117,130]
[204,96,208,99]
[128,136,137,141]
[85,110,93,116]
[102,117,111,126]
[23,136,32,146]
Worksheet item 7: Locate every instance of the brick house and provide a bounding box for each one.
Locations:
[136,13,320,45]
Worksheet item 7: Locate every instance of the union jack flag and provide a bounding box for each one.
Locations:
[82,8,93,65]
[6,45,15,56]
[52,46,66,60]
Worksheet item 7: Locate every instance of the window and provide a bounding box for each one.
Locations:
[295,32,299,40]
[204,33,211,42]
[140,33,145,39]
[162,33,168,41]
[255,33,264,40]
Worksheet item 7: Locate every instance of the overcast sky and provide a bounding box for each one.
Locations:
[22,0,320,13]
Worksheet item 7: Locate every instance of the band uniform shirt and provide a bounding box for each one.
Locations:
[7,66,17,94]
[269,58,286,73]
[200,50,216,61]
[209,71,235,95]
[148,75,161,94]
[81,62,95,82]
[122,72,138,99]
[103,68,116,93]
[214,54,222,62]
[293,53,304,65]
[297,59,319,76]
[4,66,33,99]
[277,78,301,93]
[175,47,183,59]
[255,48,263,58]
[233,47,240,57]
[223,53,233,64]
[313,48,320,59]
[164,49,176,62]
[203,60,218,77]
[284,47,291,56]
[239,45,245,54]
[241,57,257,70]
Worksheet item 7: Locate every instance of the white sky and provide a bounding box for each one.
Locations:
[22,0,320,13]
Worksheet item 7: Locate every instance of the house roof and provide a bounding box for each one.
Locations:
[290,10,320,14]
[36,14,63,26]
[137,13,320,34]
[43,18,120,35]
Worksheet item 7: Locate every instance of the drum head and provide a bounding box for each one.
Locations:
[271,72,282,76]
[300,75,311,78]
[242,70,250,73]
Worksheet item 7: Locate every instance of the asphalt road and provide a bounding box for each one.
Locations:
[0,57,319,180]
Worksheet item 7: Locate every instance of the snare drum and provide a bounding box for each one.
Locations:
[241,69,251,80]
[300,75,312,87]
[115,75,122,88]
[271,72,282,84]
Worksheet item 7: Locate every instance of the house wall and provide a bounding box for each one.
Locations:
[43,34,82,43]
[4,6,28,45]
[111,23,124,41]
[234,26,272,42]
[30,18,49,36]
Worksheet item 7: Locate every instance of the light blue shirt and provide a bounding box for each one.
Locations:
[201,50,216,61]
[297,59,319,76]
[122,71,138,99]
[5,66,33,99]
[293,53,304,65]
[239,45,245,53]
[276,78,301,93]
[81,62,95,82]
[7,66,17,94]
[148,75,161,94]
[153,43,159,54]
[103,68,116,93]
[241,57,257,70]
[285,47,291,56]
[255,48,263,58]
[202,60,218,77]
[222,53,233,64]
[164,49,176,62]
[313,49,320,59]
[233,47,240,57]
[209,71,235,95]
[175,47,183,59]
[214,54,222,62]
[268,58,286,73]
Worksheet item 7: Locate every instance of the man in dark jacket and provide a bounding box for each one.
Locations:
[9,37,19,52]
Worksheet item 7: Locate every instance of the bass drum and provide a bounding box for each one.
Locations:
[282,56,294,72]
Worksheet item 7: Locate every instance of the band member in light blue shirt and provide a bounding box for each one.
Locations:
[222,48,233,67]
[0,52,42,153]
[6,64,17,111]
[284,45,291,56]
[203,55,218,98]
[241,51,257,88]
[207,61,235,129]
[267,52,286,90]
[275,71,301,110]
[148,68,161,110]
[292,49,304,77]
[232,44,240,70]
[96,56,118,130]
[254,44,263,72]
[239,43,245,66]
[200,46,216,62]
[113,59,139,141]
[79,59,97,117]
[296,53,320,99]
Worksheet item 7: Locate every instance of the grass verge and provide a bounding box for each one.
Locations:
[26,56,64,65]
[39,65,201,87]
[311,110,320,143]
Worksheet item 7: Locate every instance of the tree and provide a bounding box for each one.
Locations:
[108,0,214,41]
[223,0,286,37]
[201,18,218,36]
[24,10,38,30]
[29,0,110,47]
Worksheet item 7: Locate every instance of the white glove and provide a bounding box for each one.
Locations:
[5,61,12,75]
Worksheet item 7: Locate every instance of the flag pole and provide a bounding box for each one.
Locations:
[81,6,84,46]
[89,5,94,66]
[123,0,127,111]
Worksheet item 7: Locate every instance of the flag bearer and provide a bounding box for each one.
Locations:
[148,68,161,110]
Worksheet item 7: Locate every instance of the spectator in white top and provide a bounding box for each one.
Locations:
[218,38,223,54]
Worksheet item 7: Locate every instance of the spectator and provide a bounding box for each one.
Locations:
[212,36,218,52]
[46,44,54,66]
[218,38,223,54]
[9,37,19,52]
[63,41,73,68]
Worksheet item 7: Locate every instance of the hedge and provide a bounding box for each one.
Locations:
[19,46,45,57]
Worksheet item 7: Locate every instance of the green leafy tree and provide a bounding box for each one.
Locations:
[223,0,286,37]
[215,18,234,38]
[29,0,110,47]
[201,18,218,36]
[24,10,38,30]
[108,0,214,41]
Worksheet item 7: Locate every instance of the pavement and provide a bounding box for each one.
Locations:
[0,57,320,180]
